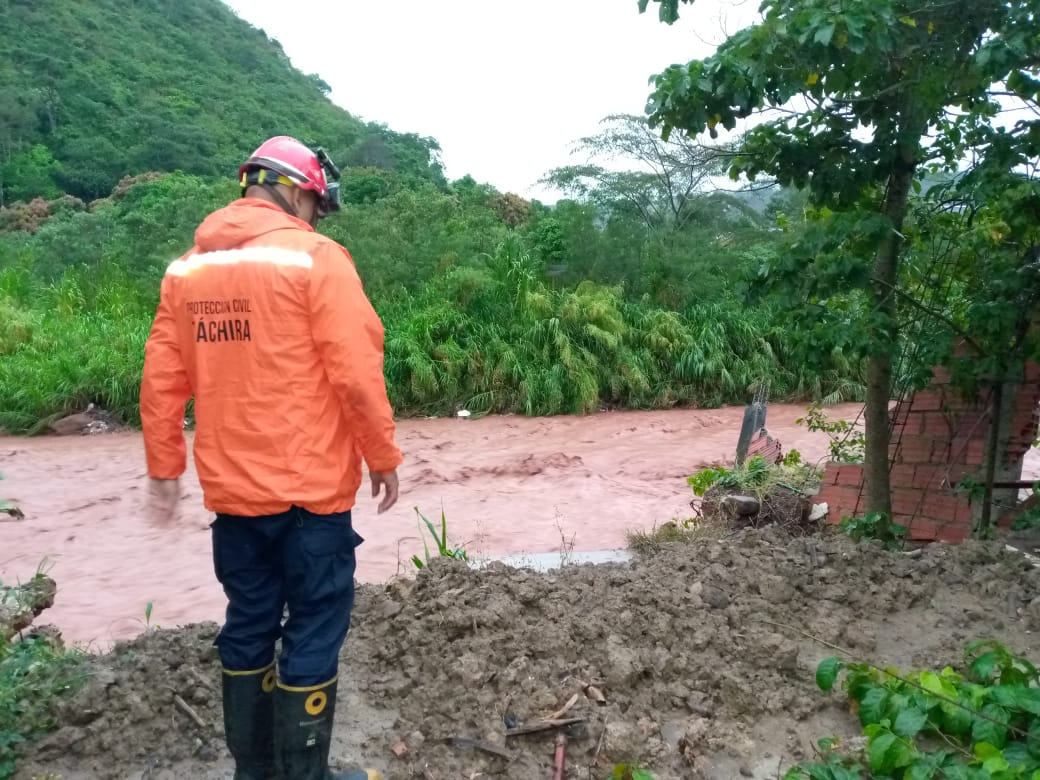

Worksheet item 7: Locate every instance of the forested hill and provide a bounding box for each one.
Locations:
[0,0,445,203]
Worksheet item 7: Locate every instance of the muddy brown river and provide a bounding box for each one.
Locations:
[2,403,1035,649]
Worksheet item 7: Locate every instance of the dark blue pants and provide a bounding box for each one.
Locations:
[210,506,362,687]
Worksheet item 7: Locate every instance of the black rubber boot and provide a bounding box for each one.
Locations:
[273,678,381,780]
[222,664,277,779]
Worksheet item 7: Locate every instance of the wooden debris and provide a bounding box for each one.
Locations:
[173,694,207,729]
[584,684,607,705]
[442,736,515,760]
[505,718,583,737]
[548,692,579,720]
[391,740,409,759]
[1,504,25,522]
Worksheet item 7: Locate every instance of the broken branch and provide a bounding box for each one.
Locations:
[505,718,584,737]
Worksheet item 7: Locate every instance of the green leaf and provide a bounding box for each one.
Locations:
[991,685,1040,715]
[1002,741,1034,767]
[868,730,913,773]
[920,671,949,697]
[905,755,943,780]
[969,650,1000,683]
[860,687,889,725]
[816,657,843,691]
[814,23,836,46]
[971,704,1009,749]
[939,699,974,736]
[893,707,927,738]
[974,742,1010,773]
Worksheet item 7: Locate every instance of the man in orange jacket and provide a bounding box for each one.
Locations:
[140,136,400,780]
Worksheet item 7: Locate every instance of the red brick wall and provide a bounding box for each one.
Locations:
[815,361,1040,542]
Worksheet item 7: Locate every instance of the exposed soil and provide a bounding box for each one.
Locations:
[14,526,1040,780]
[0,403,874,648]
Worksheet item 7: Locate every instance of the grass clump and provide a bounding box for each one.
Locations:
[687,451,823,502]
[626,517,728,553]
[411,506,469,570]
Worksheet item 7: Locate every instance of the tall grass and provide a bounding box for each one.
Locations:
[0,246,864,433]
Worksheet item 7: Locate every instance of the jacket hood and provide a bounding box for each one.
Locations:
[194,198,314,253]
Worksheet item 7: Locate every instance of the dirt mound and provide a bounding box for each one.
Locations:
[14,528,1040,780]
[701,483,815,534]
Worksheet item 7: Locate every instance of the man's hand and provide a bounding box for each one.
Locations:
[370,470,399,514]
[145,477,181,529]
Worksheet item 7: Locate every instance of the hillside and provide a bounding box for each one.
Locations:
[0,0,444,202]
[0,0,864,435]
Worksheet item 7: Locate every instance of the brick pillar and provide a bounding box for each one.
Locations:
[814,359,1040,542]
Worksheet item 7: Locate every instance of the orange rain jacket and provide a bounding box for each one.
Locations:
[140,198,403,517]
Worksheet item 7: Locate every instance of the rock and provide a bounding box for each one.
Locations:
[48,412,94,436]
[25,623,64,649]
[385,578,414,602]
[197,743,220,762]
[604,636,639,686]
[703,586,730,610]
[723,495,761,517]
[1025,596,1040,631]
[809,502,829,522]
[46,404,119,436]
[678,717,713,758]
[686,690,715,717]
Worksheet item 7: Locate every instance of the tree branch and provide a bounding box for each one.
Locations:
[872,275,984,354]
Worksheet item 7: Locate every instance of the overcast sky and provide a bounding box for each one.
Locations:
[221,0,761,200]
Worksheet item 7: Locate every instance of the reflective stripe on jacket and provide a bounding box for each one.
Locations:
[140,197,403,516]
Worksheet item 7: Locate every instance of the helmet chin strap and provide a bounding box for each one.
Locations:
[262,183,299,220]
[262,184,318,228]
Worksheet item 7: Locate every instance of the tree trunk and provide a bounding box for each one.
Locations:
[863,163,916,518]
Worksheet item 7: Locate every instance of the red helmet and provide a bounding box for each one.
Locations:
[239,136,340,217]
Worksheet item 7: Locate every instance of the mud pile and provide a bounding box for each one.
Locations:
[700,483,814,533]
[15,528,1040,780]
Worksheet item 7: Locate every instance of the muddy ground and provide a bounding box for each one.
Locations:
[13,525,1040,780]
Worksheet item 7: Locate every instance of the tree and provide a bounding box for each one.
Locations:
[540,113,734,231]
[637,0,1040,518]
[0,144,62,205]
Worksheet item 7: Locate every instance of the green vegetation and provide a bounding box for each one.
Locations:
[0,0,445,203]
[410,507,469,570]
[788,641,1040,779]
[638,0,1040,525]
[0,166,863,433]
[686,451,822,501]
[609,764,655,780]
[797,405,866,465]
[0,575,85,780]
[0,0,874,435]
[838,511,910,551]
